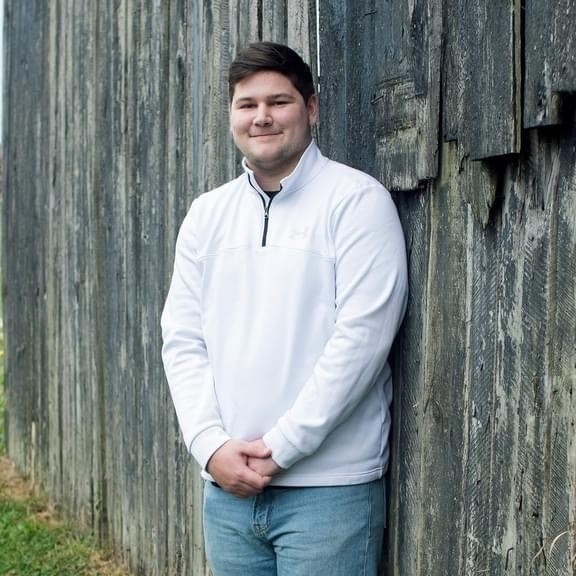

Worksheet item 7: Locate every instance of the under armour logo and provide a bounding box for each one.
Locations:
[288,226,310,240]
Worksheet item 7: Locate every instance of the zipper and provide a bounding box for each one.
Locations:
[248,174,279,247]
[259,193,274,247]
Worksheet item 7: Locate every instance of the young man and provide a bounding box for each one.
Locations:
[161,42,408,575]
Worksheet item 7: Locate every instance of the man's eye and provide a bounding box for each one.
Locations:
[274,101,289,106]
[239,103,255,109]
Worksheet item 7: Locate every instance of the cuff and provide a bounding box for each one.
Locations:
[190,427,232,471]
[263,425,305,470]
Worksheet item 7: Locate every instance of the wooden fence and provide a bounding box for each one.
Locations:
[2,1,575,575]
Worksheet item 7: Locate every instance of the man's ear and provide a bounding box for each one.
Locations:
[307,94,319,126]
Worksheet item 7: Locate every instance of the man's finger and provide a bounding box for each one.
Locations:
[241,438,272,459]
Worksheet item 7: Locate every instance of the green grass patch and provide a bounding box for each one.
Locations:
[0,497,99,575]
[1,323,4,456]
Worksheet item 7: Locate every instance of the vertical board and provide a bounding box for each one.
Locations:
[548,130,576,575]
[44,0,64,520]
[460,211,500,573]
[2,0,49,487]
[317,0,376,174]
[232,0,260,48]
[261,0,287,41]
[372,0,442,191]
[442,0,520,226]
[202,0,240,191]
[286,0,313,66]
[443,0,520,160]
[387,188,430,576]
[317,0,348,163]
[123,1,171,572]
[318,0,441,189]
[417,142,470,576]
[524,0,576,128]
[164,1,202,573]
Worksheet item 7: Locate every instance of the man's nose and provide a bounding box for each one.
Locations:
[253,104,272,125]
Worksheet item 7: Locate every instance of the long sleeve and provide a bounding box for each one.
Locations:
[161,202,230,469]
[263,185,408,470]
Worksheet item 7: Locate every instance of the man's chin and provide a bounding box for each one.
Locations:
[246,153,287,172]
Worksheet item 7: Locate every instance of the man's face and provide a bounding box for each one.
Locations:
[229,70,318,182]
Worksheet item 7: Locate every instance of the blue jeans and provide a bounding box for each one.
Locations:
[203,478,385,576]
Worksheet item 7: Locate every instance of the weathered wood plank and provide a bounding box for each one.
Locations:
[120,2,172,573]
[318,0,377,171]
[285,0,311,66]
[387,188,430,576]
[442,0,519,225]
[443,0,520,160]
[58,0,78,525]
[417,141,469,575]
[493,170,527,575]
[64,0,100,534]
[343,1,377,176]
[441,0,460,143]
[91,0,131,559]
[460,216,500,574]
[513,131,554,573]
[202,0,239,190]
[524,0,576,127]
[481,165,523,574]
[2,0,50,488]
[540,130,576,574]
[372,0,441,191]
[230,0,259,52]
[44,0,66,517]
[261,0,287,42]
[317,0,347,163]
[469,0,521,159]
[550,132,576,575]
[164,4,202,574]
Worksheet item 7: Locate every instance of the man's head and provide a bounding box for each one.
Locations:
[228,42,315,105]
[228,43,318,188]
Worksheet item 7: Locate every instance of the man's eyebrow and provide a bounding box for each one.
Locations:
[268,93,296,99]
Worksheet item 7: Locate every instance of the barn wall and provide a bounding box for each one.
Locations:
[2,1,575,575]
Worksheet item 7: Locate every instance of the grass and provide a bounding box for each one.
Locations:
[0,497,104,576]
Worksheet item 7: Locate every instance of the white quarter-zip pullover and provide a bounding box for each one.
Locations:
[161,141,408,486]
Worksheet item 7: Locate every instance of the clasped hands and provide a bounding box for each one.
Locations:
[206,438,282,497]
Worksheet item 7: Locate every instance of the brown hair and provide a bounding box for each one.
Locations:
[228,42,315,103]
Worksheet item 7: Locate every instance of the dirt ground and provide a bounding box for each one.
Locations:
[0,456,36,501]
[0,455,132,576]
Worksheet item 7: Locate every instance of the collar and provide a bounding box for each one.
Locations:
[241,140,327,198]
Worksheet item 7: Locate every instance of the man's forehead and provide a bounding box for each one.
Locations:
[231,71,298,97]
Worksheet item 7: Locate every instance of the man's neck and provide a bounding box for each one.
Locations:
[252,173,283,192]
[249,162,295,191]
